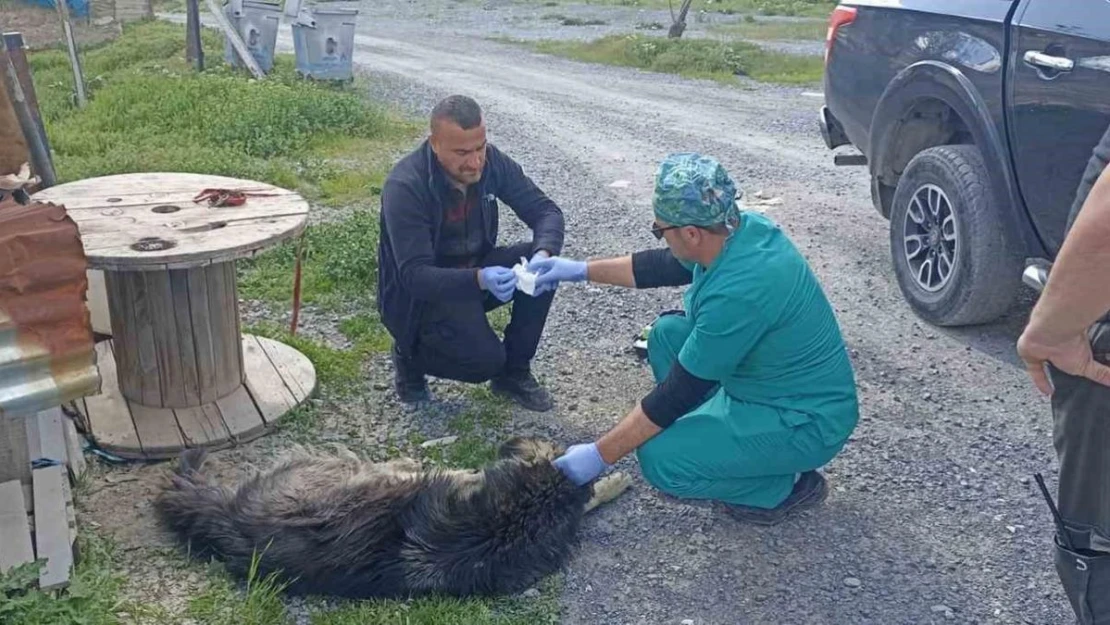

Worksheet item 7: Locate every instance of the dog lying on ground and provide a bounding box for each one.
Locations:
[153,437,632,600]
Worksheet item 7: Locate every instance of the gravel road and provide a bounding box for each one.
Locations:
[210,2,1070,622]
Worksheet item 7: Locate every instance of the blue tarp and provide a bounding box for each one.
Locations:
[20,0,90,18]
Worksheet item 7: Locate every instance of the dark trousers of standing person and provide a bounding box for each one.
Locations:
[406,241,555,383]
[1048,122,1110,625]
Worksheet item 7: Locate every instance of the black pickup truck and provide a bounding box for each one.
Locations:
[819,0,1110,326]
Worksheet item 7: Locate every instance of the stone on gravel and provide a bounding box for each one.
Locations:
[843,577,862,589]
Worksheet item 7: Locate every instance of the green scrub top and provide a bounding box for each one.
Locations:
[676,211,858,446]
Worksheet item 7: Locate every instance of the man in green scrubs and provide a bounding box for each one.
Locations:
[529,152,859,524]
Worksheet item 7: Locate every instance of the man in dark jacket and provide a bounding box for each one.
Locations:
[376,95,565,411]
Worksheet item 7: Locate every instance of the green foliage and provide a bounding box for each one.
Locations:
[520,0,836,17]
[710,17,828,40]
[238,208,384,310]
[534,34,824,85]
[309,576,563,625]
[0,533,127,625]
[247,321,363,391]
[30,21,416,202]
[187,551,292,625]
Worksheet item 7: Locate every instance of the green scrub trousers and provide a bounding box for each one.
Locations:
[635,313,849,509]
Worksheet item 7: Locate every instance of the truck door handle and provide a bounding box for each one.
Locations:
[1024,50,1075,72]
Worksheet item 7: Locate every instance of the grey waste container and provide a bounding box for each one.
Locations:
[223,0,282,73]
[291,6,358,81]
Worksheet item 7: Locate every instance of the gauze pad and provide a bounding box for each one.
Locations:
[511,256,538,296]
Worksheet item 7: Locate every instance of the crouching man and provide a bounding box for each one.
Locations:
[376,95,566,411]
[532,153,860,524]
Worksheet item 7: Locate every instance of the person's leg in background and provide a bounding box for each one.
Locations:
[479,242,557,411]
[396,294,507,404]
[1047,122,1110,625]
[1050,329,1110,623]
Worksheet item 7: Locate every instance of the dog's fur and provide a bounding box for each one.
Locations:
[153,437,630,600]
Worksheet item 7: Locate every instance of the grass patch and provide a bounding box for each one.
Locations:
[31,21,419,204]
[247,321,363,391]
[710,16,827,40]
[517,0,835,17]
[0,532,129,625]
[532,33,823,84]
[186,552,292,625]
[238,208,384,310]
[309,576,564,625]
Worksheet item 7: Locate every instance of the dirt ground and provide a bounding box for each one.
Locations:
[79,2,1072,624]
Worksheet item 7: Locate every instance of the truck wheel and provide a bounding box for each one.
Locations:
[888,144,1021,326]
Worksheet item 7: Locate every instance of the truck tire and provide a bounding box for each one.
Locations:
[888,144,1022,326]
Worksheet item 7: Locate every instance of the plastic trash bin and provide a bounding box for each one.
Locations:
[223,0,282,73]
[291,6,358,81]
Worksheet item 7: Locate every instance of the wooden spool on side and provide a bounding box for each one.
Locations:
[105,262,244,409]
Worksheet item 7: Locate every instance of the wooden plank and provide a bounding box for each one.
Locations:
[83,341,141,453]
[144,271,187,407]
[174,405,231,448]
[207,262,243,401]
[55,191,301,214]
[24,416,40,465]
[61,474,76,548]
[31,408,66,463]
[214,385,266,442]
[0,480,33,573]
[255,336,317,403]
[0,418,30,485]
[32,465,72,590]
[30,172,307,272]
[241,335,295,424]
[78,218,307,271]
[71,398,90,433]
[62,416,86,479]
[104,272,142,404]
[187,267,218,404]
[129,271,164,406]
[86,269,111,336]
[169,269,201,406]
[129,403,184,457]
[31,172,288,197]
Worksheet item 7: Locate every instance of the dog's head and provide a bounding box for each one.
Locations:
[497,437,565,463]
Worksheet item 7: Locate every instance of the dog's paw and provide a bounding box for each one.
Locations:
[592,471,633,505]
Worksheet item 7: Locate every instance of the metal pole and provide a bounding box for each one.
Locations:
[3,33,53,164]
[53,0,88,108]
[186,0,204,71]
[0,49,57,188]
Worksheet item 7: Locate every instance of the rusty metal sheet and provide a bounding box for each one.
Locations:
[0,196,100,418]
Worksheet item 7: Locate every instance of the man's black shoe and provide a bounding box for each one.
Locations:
[391,345,430,404]
[721,470,829,526]
[490,370,554,412]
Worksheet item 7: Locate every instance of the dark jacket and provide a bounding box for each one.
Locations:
[377,139,565,356]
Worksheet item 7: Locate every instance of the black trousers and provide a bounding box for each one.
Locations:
[409,242,555,383]
[1048,122,1110,624]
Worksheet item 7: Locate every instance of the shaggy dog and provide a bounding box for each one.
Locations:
[153,437,631,600]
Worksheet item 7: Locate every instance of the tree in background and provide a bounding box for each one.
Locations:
[668,0,695,38]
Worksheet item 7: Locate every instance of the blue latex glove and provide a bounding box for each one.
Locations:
[528,256,588,294]
[480,266,517,303]
[528,251,557,296]
[552,442,610,486]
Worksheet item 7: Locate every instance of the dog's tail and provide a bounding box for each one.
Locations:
[153,449,243,561]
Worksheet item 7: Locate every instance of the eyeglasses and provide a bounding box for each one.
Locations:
[651,223,682,240]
